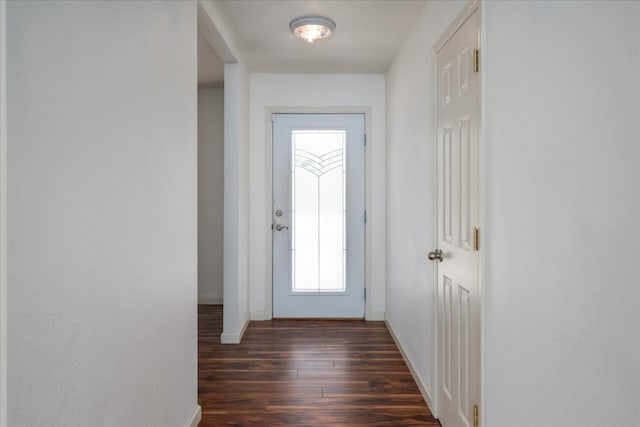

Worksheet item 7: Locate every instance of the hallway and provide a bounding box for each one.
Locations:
[198,305,440,426]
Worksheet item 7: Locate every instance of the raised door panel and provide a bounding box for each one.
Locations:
[458,284,471,427]
[459,115,472,250]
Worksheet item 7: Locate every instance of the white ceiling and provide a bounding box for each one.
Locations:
[210,0,427,74]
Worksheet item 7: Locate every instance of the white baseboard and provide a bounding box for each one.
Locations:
[252,310,378,321]
[385,320,434,412]
[220,319,249,344]
[184,405,201,427]
[198,297,223,305]
[365,310,385,321]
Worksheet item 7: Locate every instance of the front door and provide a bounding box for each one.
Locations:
[272,113,365,318]
[433,8,480,427]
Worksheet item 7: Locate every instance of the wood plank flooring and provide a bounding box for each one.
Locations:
[198,305,441,426]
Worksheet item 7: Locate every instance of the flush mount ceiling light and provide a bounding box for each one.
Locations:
[289,16,336,44]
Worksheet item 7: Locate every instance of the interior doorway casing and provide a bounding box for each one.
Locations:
[0,1,7,423]
[263,107,375,321]
[431,0,486,422]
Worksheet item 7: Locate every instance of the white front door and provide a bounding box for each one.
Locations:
[272,114,365,318]
[433,9,480,427]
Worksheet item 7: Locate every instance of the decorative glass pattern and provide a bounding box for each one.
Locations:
[291,130,346,292]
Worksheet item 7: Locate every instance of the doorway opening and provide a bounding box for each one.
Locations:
[197,17,224,307]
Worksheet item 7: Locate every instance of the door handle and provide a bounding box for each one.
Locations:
[274,224,289,231]
[428,249,444,262]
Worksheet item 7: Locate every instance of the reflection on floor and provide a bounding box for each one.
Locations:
[198,304,441,426]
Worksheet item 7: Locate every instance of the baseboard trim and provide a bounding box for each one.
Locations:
[184,405,201,427]
[220,319,250,344]
[385,320,434,412]
[198,297,223,305]
[365,310,385,321]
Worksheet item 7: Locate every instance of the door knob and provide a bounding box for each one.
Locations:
[275,224,289,231]
[428,249,444,262]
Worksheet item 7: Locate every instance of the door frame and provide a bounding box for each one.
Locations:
[431,0,486,422]
[264,107,374,320]
[1,1,7,423]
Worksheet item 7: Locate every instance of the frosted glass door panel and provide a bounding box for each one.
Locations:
[292,131,346,292]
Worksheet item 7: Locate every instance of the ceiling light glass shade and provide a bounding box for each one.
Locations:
[290,16,336,44]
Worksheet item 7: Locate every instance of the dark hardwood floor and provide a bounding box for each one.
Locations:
[198,305,441,426]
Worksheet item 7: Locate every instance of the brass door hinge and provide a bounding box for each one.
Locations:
[473,49,479,73]
[474,404,479,427]
[473,227,480,251]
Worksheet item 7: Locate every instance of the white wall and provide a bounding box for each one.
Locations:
[221,62,250,343]
[5,1,199,426]
[248,74,386,320]
[385,0,466,409]
[198,88,224,304]
[483,1,640,425]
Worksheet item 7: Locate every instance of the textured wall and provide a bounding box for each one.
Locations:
[198,88,224,304]
[6,1,198,425]
[484,2,640,425]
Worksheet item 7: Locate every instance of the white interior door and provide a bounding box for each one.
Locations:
[433,9,480,427]
[272,114,365,318]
